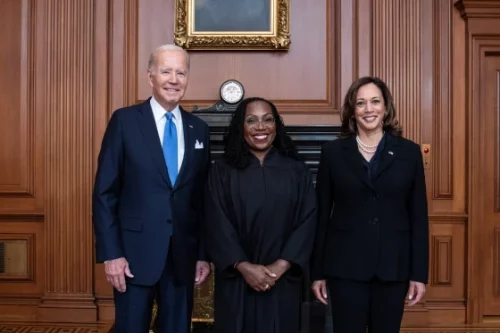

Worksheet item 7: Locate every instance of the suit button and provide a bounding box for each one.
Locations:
[372,218,379,224]
[167,219,172,224]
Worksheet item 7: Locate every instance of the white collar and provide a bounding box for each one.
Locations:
[150,96,181,123]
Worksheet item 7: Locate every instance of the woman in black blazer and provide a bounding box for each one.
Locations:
[311,76,429,333]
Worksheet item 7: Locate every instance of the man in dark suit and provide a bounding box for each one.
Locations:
[92,44,211,333]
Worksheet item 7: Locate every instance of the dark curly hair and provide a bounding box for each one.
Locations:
[223,97,300,169]
[340,76,403,138]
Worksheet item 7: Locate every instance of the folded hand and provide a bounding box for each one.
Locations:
[236,262,277,292]
[265,259,291,281]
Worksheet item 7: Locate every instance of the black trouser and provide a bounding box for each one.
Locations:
[327,278,408,333]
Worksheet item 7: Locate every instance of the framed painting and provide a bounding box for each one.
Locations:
[174,0,291,50]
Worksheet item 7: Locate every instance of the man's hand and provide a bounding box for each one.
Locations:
[195,261,211,286]
[407,280,426,306]
[266,259,291,281]
[236,262,277,292]
[104,257,133,293]
[312,280,328,305]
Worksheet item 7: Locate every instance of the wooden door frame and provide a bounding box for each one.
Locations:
[456,0,500,324]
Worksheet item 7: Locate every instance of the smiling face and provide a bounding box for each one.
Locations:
[354,83,386,135]
[147,50,189,111]
[243,101,276,155]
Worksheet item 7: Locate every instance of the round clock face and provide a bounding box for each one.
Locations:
[220,80,244,104]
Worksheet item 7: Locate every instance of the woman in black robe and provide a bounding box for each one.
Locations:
[204,97,317,333]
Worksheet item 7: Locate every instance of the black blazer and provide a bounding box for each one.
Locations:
[311,134,429,284]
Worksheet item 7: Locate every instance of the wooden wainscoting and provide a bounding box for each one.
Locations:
[0,0,499,331]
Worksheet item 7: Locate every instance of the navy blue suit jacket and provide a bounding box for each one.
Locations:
[92,98,211,286]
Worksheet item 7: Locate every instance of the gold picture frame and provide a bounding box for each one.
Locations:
[174,0,291,50]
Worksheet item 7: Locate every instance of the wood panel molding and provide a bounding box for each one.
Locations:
[355,0,373,78]
[120,0,138,113]
[497,69,500,213]
[0,233,34,282]
[432,235,453,286]
[35,0,97,323]
[336,0,354,107]
[0,215,44,222]
[433,0,454,200]
[455,0,500,19]
[93,3,110,320]
[0,0,44,215]
[0,221,44,320]
[429,213,468,224]
[372,0,433,144]
[462,0,500,317]
[0,0,46,318]
[495,229,500,297]
[0,0,35,198]
[108,0,137,113]
[427,222,465,305]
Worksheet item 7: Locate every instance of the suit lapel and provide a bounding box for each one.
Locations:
[173,108,195,190]
[373,134,399,180]
[137,99,172,187]
[342,136,375,191]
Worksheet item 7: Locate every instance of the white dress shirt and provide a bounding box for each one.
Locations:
[150,97,185,172]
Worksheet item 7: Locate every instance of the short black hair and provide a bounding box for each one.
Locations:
[222,97,300,169]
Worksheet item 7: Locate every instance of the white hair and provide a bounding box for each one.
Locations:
[147,44,190,71]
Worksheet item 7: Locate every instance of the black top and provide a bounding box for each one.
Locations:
[311,134,429,284]
[363,132,386,181]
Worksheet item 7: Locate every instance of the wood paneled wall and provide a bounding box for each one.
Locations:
[0,0,499,330]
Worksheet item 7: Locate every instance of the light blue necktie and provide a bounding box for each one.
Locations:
[163,112,178,185]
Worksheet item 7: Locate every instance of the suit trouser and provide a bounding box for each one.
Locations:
[327,277,408,333]
[113,249,194,333]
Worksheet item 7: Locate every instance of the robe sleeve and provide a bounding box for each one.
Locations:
[280,165,318,275]
[204,163,248,275]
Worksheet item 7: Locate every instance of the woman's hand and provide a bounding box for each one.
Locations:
[236,262,277,292]
[266,259,291,281]
[312,280,328,305]
[407,280,426,306]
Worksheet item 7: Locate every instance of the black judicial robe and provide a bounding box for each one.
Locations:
[204,150,318,333]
